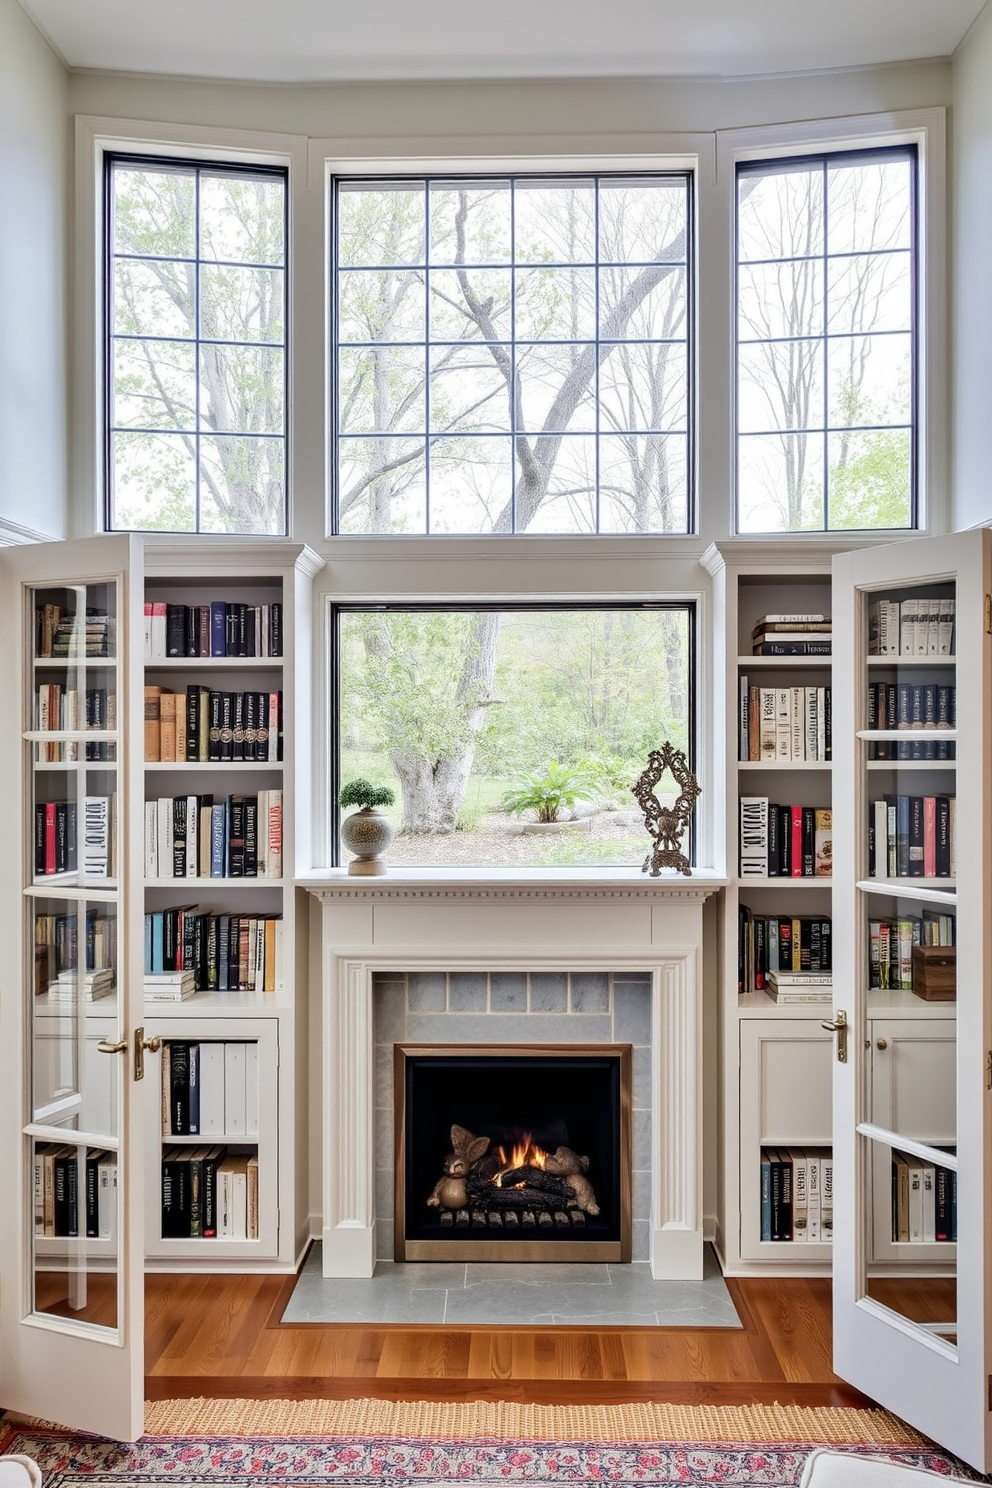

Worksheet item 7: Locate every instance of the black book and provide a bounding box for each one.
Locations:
[186,685,201,763]
[754,916,767,989]
[802,806,815,877]
[161,1151,190,1239]
[778,919,793,972]
[184,605,197,657]
[767,804,780,877]
[187,1151,203,1238]
[187,1042,200,1137]
[256,693,270,761]
[225,606,238,657]
[778,1152,793,1242]
[220,693,234,762]
[867,807,876,876]
[824,685,832,761]
[35,804,45,876]
[937,686,952,728]
[196,604,211,657]
[208,691,223,763]
[276,690,284,760]
[778,804,791,877]
[85,1150,101,1238]
[769,1152,783,1241]
[923,685,937,729]
[269,602,283,657]
[55,801,69,874]
[166,604,187,658]
[163,906,179,971]
[810,919,822,972]
[236,603,249,658]
[169,1042,191,1136]
[897,683,912,729]
[66,799,77,873]
[248,607,259,658]
[244,796,258,877]
[908,796,924,877]
[244,691,258,763]
[232,691,245,762]
[798,918,813,971]
[205,914,219,991]
[935,797,952,877]
[911,685,924,729]
[935,1164,953,1243]
[895,795,910,878]
[182,907,198,975]
[202,1148,222,1238]
[53,1151,72,1236]
[193,911,207,989]
[172,795,187,878]
[866,682,878,759]
[228,796,246,877]
[218,915,231,991]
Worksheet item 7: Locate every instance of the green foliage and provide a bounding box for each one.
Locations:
[339,777,396,810]
[455,800,485,833]
[500,761,599,824]
[575,754,641,799]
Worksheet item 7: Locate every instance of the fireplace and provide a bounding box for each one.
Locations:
[395,1044,632,1262]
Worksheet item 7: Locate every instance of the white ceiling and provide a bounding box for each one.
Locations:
[18,0,987,83]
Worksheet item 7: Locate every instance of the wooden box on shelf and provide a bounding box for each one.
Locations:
[911,945,956,1001]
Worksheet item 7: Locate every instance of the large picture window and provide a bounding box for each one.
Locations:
[332,173,692,535]
[334,605,693,868]
[106,155,288,535]
[736,146,917,534]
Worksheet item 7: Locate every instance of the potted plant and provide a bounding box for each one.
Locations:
[339,778,397,875]
[500,761,598,834]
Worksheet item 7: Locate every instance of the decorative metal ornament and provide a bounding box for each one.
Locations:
[632,741,701,877]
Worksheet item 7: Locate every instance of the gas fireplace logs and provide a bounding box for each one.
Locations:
[426,1126,600,1228]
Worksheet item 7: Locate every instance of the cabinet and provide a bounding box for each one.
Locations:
[703,544,837,1274]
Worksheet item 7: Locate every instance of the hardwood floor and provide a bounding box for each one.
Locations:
[143,1268,886,1408]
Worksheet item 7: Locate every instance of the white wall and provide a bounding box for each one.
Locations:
[951,2,992,531]
[0,0,68,542]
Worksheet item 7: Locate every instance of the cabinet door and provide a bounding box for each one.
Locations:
[832,530,990,1472]
[0,536,146,1443]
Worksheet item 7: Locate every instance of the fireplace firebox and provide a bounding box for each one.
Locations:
[395,1044,632,1262]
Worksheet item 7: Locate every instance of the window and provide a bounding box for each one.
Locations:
[106,155,288,534]
[334,605,693,867]
[736,146,917,534]
[332,174,692,535]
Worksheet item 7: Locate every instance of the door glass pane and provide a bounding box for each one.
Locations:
[857,579,958,1353]
[27,580,123,1336]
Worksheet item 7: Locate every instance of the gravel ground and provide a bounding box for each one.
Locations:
[384,808,648,867]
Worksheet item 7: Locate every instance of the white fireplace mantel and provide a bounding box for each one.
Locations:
[301,871,725,1283]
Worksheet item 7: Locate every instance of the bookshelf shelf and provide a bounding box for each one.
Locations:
[867,656,956,667]
[866,760,956,772]
[143,761,284,772]
[144,877,285,889]
[735,875,832,888]
[737,761,832,772]
[146,657,284,671]
[858,729,957,741]
[737,655,832,668]
[856,878,957,905]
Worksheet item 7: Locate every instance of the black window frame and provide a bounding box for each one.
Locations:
[330,599,697,868]
[734,143,920,536]
[103,151,290,536]
[329,169,696,538]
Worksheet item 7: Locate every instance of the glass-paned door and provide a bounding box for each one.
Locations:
[831,530,991,1472]
[0,536,145,1442]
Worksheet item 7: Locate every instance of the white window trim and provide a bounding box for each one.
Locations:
[73,115,310,542]
[716,106,948,541]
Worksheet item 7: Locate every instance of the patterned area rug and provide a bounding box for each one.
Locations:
[0,1399,976,1486]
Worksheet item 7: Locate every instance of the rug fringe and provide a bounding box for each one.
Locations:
[141,1398,927,1445]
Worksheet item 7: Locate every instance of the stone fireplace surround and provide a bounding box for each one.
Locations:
[302,873,722,1282]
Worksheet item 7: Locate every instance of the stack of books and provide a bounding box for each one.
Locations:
[766,971,833,1005]
[46,967,115,1003]
[891,1149,956,1243]
[751,613,832,657]
[760,1147,833,1243]
[145,969,197,1002]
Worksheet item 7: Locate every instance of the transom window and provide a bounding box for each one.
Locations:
[332,173,692,535]
[106,155,288,535]
[736,146,918,534]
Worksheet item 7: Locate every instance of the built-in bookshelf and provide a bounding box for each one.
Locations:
[703,545,837,1274]
[140,542,320,1270]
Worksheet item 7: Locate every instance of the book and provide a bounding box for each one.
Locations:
[739,796,768,877]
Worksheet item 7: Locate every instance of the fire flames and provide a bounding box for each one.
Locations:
[494,1133,549,1187]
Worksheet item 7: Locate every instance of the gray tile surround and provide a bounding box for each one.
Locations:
[373,970,653,1261]
[282,1243,741,1328]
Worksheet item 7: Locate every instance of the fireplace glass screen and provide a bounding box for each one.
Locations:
[396,1046,631,1262]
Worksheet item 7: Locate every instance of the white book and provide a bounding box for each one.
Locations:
[267,790,283,878]
[739,674,749,761]
[98,1153,118,1243]
[245,1043,259,1138]
[218,1167,232,1238]
[900,597,919,657]
[82,795,111,877]
[256,789,269,877]
[816,686,826,762]
[739,796,768,877]
[879,598,901,655]
[758,690,777,761]
[908,1161,924,1241]
[949,797,957,877]
[253,919,265,994]
[788,1148,808,1242]
[821,1152,833,1244]
[224,1042,247,1136]
[804,687,818,762]
[199,1042,226,1136]
[790,686,804,761]
[922,1164,937,1243]
[156,796,173,879]
[273,919,285,992]
[873,799,889,880]
[775,688,791,760]
[806,1152,822,1242]
[938,597,955,656]
[923,596,941,656]
[144,801,158,880]
[151,607,167,660]
[231,1167,248,1240]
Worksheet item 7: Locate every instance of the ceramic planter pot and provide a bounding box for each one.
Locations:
[340,806,395,875]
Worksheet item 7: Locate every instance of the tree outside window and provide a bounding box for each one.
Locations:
[736,147,917,534]
[333,174,692,535]
[107,157,288,535]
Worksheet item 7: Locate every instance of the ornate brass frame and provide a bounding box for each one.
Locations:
[632,741,701,877]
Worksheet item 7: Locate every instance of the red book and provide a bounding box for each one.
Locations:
[44,802,57,875]
[923,796,937,878]
[790,805,803,877]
